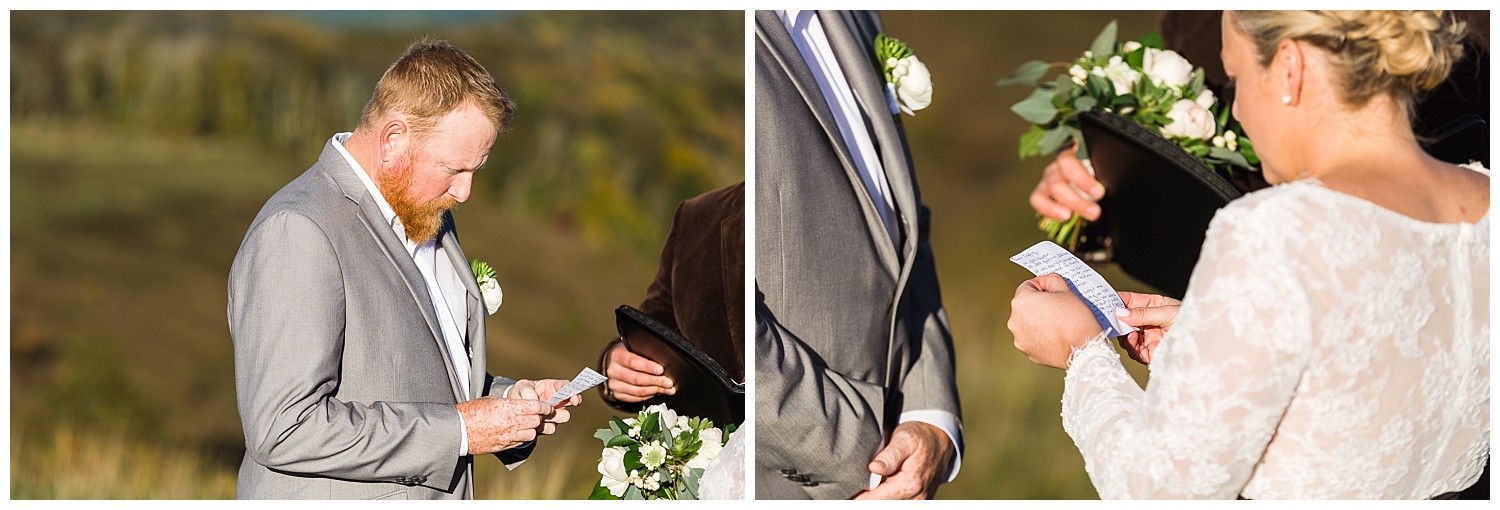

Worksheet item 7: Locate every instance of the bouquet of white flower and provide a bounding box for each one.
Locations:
[589,404,735,500]
[998,20,1259,250]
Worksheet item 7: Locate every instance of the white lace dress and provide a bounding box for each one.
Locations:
[1061,164,1490,499]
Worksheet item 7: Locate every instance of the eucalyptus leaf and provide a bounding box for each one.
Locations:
[595,428,618,444]
[681,468,704,500]
[1089,20,1118,61]
[1011,89,1059,124]
[1073,96,1098,112]
[1224,151,1252,169]
[1038,127,1071,156]
[1052,74,1079,97]
[624,485,645,500]
[610,417,629,436]
[1189,69,1206,95]
[997,60,1050,87]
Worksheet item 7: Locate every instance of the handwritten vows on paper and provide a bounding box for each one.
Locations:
[1011,241,1137,338]
[545,368,607,406]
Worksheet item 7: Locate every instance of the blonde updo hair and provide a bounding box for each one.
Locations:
[1229,11,1468,108]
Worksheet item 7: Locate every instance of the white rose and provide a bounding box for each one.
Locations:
[1091,56,1139,95]
[597,446,631,497]
[1122,41,1142,53]
[891,55,932,114]
[1143,48,1193,88]
[686,428,724,470]
[1194,89,1216,110]
[1160,99,1217,141]
[478,276,502,315]
[656,407,679,432]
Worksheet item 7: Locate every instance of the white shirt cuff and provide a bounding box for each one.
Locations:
[457,408,469,457]
[899,410,964,483]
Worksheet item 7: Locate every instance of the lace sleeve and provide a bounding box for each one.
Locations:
[1060,206,1314,499]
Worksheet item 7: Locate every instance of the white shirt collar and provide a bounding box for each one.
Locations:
[331,132,419,247]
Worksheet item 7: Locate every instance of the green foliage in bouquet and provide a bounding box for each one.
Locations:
[998,20,1260,250]
[589,404,736,500]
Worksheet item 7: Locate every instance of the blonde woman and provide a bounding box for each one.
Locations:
[1009,11,1488,498]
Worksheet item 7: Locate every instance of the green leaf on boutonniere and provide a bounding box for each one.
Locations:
[594,428,617,444]
[470,259,496,280]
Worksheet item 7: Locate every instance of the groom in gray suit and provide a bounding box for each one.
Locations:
[228,39,581,499]
[754,11,963,500]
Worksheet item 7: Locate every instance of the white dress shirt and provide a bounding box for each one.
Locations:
[777,11,963,484]
[332,132,474,456]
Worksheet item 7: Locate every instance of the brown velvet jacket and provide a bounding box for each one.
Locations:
[596,182,745,411]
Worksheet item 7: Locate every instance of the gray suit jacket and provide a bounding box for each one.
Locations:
[753,10,962,500]
[228,140,527,499]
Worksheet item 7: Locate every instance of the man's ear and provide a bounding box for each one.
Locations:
[377,117,411,165]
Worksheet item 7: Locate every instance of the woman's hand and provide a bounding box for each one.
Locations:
[1008,273,1105,369]
[1029,145,1104,222]
[1115,292,1182,365]
[602,342,675,402]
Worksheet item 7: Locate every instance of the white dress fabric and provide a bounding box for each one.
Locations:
[698,428,745,500]
[1061,164,1490,499]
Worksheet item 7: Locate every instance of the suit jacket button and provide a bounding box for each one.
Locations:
[780,468,797,475]
[789,474,809,483]
[802,481,819,487]
[414,476,427,484]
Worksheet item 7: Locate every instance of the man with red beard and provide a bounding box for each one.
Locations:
[228,39,582,499]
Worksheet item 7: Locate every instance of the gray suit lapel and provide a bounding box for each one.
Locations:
[316,144,466,402]
[759,10,902,275]
[820,10,921,269]
[755,11,859,180]
[439,225,486,399]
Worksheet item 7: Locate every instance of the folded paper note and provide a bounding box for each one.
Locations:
[546,367,607,406]
[1011,241,1137,337]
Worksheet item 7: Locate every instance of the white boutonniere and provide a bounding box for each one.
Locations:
[875,33,932,116]
[470,259,503,315]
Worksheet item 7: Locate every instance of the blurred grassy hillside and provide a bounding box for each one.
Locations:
[880,11,1164,499]
[9,10,742,499]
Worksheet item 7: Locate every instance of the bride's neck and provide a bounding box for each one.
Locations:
[1296,97,1486,223]
[1298,96,1424,184]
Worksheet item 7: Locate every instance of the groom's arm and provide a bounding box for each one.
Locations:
[230,211,465,491]
[895,203,964,481]
[482,374,535,466]
[755,285,886,499]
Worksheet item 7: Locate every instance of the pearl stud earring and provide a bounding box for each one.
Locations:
[1281,95,1292,105]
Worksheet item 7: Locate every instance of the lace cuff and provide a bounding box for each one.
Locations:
[1064,330,1115,370]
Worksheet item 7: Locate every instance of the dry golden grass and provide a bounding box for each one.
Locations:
[11,426,238,499]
